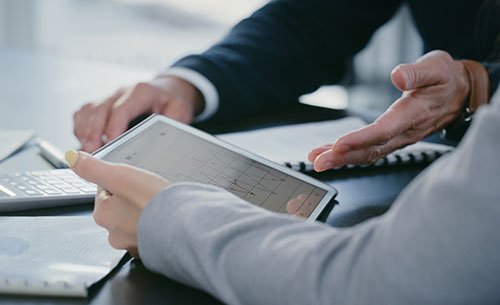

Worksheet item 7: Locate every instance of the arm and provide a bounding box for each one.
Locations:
[137,91,500,304]
[173,0,402,120]
[67,89,500,304]
[72,0,401,152]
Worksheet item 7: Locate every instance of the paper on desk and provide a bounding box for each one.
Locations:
[218,117,367,163]
[0,130,34,163]
[0,216,126,297]
[218,117,453,164]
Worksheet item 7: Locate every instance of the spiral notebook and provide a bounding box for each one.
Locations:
[0,216,126,298]
[218,117,453,173]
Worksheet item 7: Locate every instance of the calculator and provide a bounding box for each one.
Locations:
[0,169,96,212]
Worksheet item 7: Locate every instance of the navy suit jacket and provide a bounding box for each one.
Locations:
[173,0,500,121]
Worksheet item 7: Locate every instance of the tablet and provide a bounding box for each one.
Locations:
[93,115,338,221]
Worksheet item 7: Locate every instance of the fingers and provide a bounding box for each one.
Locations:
[307,144,332,163]
[313,133,411,171]
[333,92,430,153]
[104,83,157,143]
[74,79,199,152]
[74,89,125,153]
[74,101,111,153]
[391,50,452,91]
[66,150,169,206]
[94,187,140,257]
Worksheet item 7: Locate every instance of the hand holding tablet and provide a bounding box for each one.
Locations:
[90,114,338,221]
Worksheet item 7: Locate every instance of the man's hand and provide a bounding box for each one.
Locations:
[73,76,204,153]
[309,50,471,172]
[65,150,170,257]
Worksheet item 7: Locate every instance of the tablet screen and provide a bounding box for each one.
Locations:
[97,118,335,218]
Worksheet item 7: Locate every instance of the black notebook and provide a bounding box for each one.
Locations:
[218,117,453,173]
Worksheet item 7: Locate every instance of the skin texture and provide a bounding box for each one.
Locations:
[66,150,170,258]
[309,50,471,172]
[73,76,204,153]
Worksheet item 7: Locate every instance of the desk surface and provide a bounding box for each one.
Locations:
[0,49,425,305]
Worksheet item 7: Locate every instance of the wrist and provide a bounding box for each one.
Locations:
[461,60,491,112]
[442,60,491,141]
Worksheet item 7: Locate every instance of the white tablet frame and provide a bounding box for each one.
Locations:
[93,114,338,221]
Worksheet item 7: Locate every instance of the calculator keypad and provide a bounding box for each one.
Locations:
[0,169,97,197]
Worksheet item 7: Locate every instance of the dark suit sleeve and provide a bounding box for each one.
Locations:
[172,0,402,121]
[484,63,500,97]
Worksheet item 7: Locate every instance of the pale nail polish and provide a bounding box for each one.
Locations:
[65,150,79,168]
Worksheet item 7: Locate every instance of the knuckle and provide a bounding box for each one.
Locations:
[373,122,393,144]
[108,234,121,249]
[367,146,383,164]
[80,103,93,112]
[110,103,129,121]
[134,82,150,92]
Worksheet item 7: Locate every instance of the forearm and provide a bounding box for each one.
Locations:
[138,183,374,305]
[137,91,500,305]
[172,0,401,120]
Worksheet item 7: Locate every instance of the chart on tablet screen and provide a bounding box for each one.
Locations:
[102,121,326,214]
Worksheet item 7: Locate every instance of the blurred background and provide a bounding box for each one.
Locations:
[0,0,422,112]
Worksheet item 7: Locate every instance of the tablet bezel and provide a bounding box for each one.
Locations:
[93,114,338,221]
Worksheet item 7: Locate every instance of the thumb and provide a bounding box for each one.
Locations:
[65,150,169,205]
[391,54,447,91]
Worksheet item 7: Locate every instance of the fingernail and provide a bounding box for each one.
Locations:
[319,161,333,171]
[334,145,350,152]
[65,150,79,168]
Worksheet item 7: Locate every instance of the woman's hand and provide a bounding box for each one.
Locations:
[65,150,170,257]
[309,50,471,171]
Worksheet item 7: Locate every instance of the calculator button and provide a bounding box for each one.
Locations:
[16,185,28,191]
[71,182,90,188]
[79,186,97,193]
[61,188,80,194]
[35,184,53,190]
[25,190,43,196]
[27,180,38,185]
[42,189,63,195]
[53,183,70,188]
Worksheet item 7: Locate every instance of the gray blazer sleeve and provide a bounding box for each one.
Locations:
[137,92,500,305]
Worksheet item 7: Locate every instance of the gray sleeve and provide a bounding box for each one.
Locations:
[137,92,500,305]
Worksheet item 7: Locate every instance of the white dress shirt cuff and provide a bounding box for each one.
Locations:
[157,67,219,122]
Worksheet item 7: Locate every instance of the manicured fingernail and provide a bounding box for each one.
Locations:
[65,150,79,168]
[334,145,350,152]
[319,161,333,171]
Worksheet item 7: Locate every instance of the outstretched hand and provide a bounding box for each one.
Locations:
[65,150,170,257]
[309,50,471,172]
